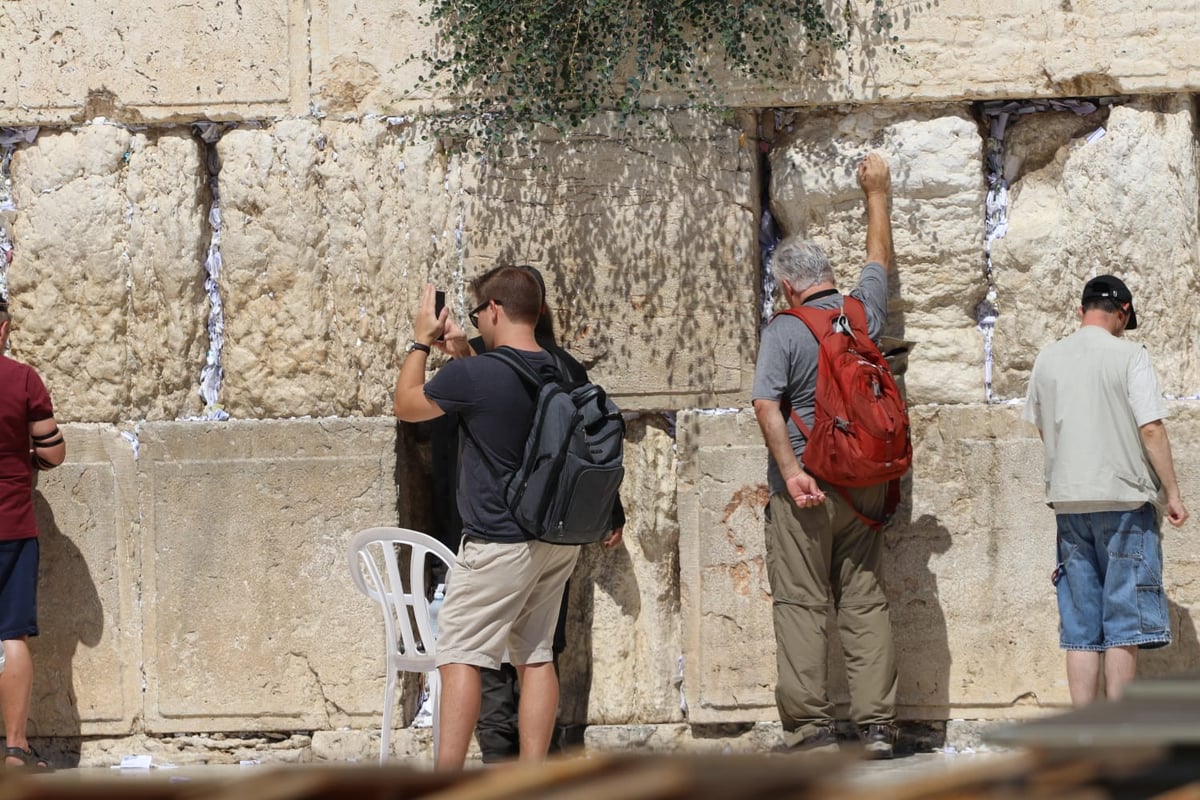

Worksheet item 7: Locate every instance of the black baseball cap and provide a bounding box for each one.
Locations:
[1081,275,1138,330]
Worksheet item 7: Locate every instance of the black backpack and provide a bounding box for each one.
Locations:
[478,346,625,545]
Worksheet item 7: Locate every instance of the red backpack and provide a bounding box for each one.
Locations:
[776,296,912,527]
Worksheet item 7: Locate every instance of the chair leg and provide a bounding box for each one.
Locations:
[381,670,398,766]
[430,669,442,765]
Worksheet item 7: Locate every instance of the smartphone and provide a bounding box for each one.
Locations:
[434,290,446,341]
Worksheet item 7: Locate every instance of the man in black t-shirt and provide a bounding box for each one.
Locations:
[394,267,582,769]
[431,266,624,762]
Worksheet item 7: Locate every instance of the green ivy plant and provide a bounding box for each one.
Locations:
[412,0,900,146]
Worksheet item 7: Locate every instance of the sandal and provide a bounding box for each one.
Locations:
[4,745,51,771]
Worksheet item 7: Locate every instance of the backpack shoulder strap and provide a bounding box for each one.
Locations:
[463,348,544,481]
[772,305,826,339]
[484,346,547,391]
[840,295,869,334]
[775,294,861,339]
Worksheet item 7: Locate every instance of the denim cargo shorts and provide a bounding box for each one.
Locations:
[1054,503,1171,651]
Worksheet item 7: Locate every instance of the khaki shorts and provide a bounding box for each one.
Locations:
[434,536,579,669]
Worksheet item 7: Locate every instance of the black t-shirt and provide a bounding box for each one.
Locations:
[425,347,558,542]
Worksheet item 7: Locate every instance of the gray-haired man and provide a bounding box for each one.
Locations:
[751,153,899,758]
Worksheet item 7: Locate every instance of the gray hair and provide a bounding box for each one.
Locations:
[770,237,834,292]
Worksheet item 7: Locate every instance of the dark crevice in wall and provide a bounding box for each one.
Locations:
[0,128,39,321]
[192,123,234,420]
[754,110,783,333]
[973,97,1125,403]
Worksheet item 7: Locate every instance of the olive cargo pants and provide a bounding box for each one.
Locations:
[764,484,898,746]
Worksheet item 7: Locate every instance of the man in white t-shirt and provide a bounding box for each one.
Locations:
[1023,275,1188,705]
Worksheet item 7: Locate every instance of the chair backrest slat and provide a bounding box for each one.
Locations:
[348,528,456,673]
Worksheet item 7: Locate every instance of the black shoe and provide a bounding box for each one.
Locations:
[859,724,895,760]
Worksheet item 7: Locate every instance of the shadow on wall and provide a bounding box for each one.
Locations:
[1141,596,1200,679]
[461,115,759,403]
[885,506,953,737]
[558,535,641,730]
[31,492,103,768]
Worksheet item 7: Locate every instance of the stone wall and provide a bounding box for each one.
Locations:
[1,0,1199,766]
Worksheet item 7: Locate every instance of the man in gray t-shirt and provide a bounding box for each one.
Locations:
[751,153,900,759]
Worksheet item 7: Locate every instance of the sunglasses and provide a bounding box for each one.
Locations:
[468,299,501,328]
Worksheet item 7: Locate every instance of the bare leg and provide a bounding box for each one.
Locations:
[0,638,32,764]
[435,663,481,771]
[1104,646,1138,700]
[1065,650,1102,706]
[514,661,558,762]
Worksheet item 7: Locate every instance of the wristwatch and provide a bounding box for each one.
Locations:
[405,340,431,354]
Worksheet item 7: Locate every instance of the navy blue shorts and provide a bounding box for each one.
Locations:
[1054,504,1170,651]
[0,537,40,640]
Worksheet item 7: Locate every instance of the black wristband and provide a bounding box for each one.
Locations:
[32,426,61,444]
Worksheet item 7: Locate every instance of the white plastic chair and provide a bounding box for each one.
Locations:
[348,526,456,765]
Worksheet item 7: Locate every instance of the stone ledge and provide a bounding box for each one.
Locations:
[37,720,1019,768]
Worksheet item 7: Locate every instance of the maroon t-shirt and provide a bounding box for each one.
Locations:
[0,355,54,539]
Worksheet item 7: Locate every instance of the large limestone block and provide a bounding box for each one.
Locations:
[136,419,401,732]
[305,0,1200,119]
[215,119,463,418]
[768,106,988,404]
[30,425,142,737]
[309,0,427,116]
[5,0,1200,122]
[990,96,1200,400]
[678,409,776,723]
[0,1,304,124]
[462,111,760,410]
[895,406,1064,715]
[560,415,683,725]
[702,0,1200,108]
[678,405,1134,724]
[8,126,209,422]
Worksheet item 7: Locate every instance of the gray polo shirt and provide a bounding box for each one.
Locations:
[1022,325,1168,513]
[752,262,888,495]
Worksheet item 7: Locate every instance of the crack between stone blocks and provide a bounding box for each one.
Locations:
[976,97,1127,404]
[305,0,316,117]
[192,123,231,421]
[0,127,39,348]
[754,111,780,332]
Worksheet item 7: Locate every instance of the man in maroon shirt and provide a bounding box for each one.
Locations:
[0,302,65,769]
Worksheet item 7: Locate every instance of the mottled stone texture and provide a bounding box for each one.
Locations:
[30,425,141,738]
[135,419,400,732]
[990,95,1200,401]
[308,0,426,116]
[463,112,759,408]
[677,410,776,723]
[215,119,465,418]
[29,420,402,738]
[211,112,758,416]
[9,126,209,422]
[561,415,683,726]
[0,1,302,124]
[769,106,988,404]
[10,0,1194,123]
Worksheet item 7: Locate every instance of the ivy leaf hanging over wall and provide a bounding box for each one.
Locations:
[412,0,899,145]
